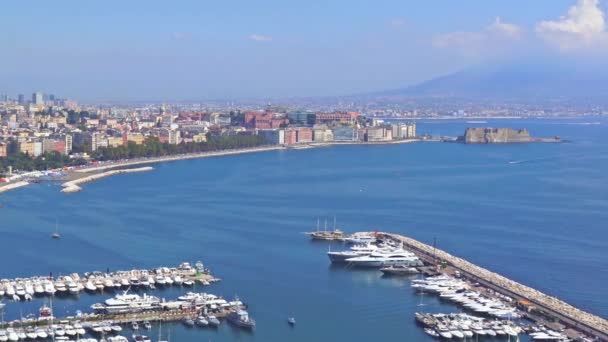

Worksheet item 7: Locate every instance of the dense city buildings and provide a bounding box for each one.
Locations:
[0,92,424,175]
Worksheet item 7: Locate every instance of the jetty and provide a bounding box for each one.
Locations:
[380,232,608,341]
[61,167,154,193]
[0,181,30,194]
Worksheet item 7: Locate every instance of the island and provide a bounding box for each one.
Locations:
[459,128,561,144]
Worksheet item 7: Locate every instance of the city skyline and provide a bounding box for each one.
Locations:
[2,0,608,101]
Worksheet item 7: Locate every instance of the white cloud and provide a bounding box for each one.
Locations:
[249,34,273,42]
[488,17,522,39]
[432,17,522,56]
[536,0,608,50]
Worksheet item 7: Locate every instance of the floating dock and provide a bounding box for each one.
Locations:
[379,232,608,341]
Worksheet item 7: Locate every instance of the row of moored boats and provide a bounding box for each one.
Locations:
[0,262,212,301]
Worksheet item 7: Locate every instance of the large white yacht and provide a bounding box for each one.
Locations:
[91,291,161,313]
[327,243,379,263]
[345,249,420,268]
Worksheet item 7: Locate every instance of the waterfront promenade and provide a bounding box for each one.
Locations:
[381,232,608,340]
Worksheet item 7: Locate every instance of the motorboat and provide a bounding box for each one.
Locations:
[227,310,255,330]
[182,318,194,327]
[132,335,151,342]
[85,281,97,292]
[342,232,377,244]
[380,265,419,276]
[207,316,220,327]
[287,317,296,325]
[196,317,208,327]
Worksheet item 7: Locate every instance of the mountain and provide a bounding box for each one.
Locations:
[373,59,608,102]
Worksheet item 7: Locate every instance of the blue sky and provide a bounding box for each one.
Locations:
[0,0,605,101]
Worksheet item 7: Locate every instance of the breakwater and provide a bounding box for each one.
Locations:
[61,167,154,193]
[381,232,608,340]
[0,181,30,194]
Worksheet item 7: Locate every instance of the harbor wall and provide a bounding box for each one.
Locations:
[0,180,30,194]
[61,167,154,193]
[381,232,608,340]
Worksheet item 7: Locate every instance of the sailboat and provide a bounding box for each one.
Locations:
[51,220,60,239]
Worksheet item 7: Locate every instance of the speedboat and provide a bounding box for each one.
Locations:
[287,317,296,325]
[227,310,255,330]
[132,335,151,342]
[182,318,194,327]
[85,281,97,292]
[380,265,419,276]
[196,317,208,327]
[207,316,220,327]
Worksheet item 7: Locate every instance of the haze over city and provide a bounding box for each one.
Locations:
[3,0,608,101]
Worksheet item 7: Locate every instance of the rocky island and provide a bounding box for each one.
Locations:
[459,128,561,144]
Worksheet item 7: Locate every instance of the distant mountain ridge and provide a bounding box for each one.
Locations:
[372,60,608,102]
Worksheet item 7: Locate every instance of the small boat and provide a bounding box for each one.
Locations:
[207,316,220,327]
[380,265,420,276]
[131,322,139,330]
[183,280,194,287]
[424,328,439,337]
[111,326,123,333]
[182,318,195,327]
[196,317,208,327]
[227,310,255,330]
[143,321,151,330]
[52,220,61,239]
[287,317,296,325]
[132,335,151,342]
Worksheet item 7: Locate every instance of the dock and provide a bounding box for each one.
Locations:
[379,232,608,341]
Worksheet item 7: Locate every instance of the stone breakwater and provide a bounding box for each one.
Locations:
[61,167,154,193]
[0,180,30,194]
[382,233,608,337]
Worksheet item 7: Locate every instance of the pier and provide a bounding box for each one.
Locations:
[61,167,154,193]
[380,232,608,341]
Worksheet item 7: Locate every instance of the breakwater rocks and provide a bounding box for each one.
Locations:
[382,233,608,338]
[0,180,30,194]
[461,128,560,144]
[61,167,154,193]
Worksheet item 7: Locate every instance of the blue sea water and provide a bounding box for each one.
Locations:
[0,118,607,341]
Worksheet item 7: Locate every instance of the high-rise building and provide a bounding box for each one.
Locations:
[49,94,55,101]
[18,94,25,104]
[32,92,44,105]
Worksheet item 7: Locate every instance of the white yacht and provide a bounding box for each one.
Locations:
[345,249,420,268]
[91,291,161,313]
[327,243,379,263]
[342,232,377,244]
[85,281,97,292]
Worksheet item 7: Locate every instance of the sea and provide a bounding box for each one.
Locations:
[0,117,606,342]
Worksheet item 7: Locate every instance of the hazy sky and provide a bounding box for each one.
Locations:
[1,0,607,101]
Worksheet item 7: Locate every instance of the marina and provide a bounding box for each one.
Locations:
[379,232,608,341]
[0,262,218,301]
[315,232,608,341]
